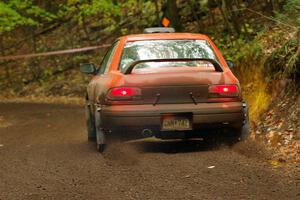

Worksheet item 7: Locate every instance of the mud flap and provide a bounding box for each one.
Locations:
[241,102,249,140]
[86,104,96,140]
[95,106,106,152]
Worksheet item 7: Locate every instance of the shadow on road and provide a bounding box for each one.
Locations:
[116,139,272,161]
[128,139,221,154]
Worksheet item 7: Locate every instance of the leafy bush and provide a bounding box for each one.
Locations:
[264,35,300,79]
[276,0,300,27]
[0,0,56,32]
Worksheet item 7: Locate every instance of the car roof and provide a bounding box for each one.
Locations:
[118,33,210,42]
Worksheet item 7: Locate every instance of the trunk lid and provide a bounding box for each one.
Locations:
[116,71,231,104]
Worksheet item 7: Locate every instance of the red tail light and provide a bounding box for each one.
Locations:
[106,87,141,100]
[209,85,239,97]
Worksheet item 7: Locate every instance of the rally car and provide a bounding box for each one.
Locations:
[80,28,249,152]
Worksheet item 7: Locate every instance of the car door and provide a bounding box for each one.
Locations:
[88,41,120,112]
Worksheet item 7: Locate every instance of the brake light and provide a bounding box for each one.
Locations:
[209,85,239,97]
[107,87,141,100]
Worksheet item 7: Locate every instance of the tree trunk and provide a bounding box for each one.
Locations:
[167,0,183,31]
[189,0,202,32]
[0,35,11,85]
[227,0,241,35]
[29,29,41,81]
[234,0,250,39]
[82,16,92,44]
[271,0,279,12]
[155,0,161,26]
[216,0,231,33]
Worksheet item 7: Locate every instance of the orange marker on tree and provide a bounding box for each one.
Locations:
[161,17,170,27]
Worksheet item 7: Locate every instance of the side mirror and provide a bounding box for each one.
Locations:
[80,63,97,74]
[226,60,234,69]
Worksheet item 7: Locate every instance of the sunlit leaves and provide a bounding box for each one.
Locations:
[0,0,56,33]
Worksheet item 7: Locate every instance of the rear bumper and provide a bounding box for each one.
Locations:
[100,102,245,138]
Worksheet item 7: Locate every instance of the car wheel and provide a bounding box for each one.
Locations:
[205,120,249,146]
[85,105,96,141]
[94,110,106,153]
[228,104,250,144]
[203,130,223,147]
[224,117,250,146]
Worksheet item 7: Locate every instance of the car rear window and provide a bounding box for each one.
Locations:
[119,40,219,73]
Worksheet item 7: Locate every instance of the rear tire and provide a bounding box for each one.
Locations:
[204,120,249,146]
[85,105,96,141]
[233,102,250,142]
[97,143,106,153]
[95,110,106,153]
[203,130,223,147]
[223,115,249,146]
[234,116,250,142]
[229,103,250,144]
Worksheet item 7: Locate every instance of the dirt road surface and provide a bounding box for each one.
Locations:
[0,103,299,200]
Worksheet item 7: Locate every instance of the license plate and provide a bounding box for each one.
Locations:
[161,115,192,131]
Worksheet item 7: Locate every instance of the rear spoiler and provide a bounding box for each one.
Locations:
[124,58,223,74]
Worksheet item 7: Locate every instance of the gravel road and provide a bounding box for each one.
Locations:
[0,103,299,200]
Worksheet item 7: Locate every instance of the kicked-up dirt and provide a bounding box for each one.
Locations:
[0,102,299,200]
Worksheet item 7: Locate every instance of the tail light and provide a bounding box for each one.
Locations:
[106,87,141,100]
[208,85,239,97]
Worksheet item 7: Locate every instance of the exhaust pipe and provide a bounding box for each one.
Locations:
[141,129,153,137]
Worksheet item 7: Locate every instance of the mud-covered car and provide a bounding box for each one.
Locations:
[80,28,249,152]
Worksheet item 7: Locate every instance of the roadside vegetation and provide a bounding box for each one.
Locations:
[0,0,299,162]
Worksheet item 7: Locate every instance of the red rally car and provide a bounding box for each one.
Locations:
[80,28,249,152]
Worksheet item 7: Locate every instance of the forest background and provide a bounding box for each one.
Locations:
[0,0,299,161]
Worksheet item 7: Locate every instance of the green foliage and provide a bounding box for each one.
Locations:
[276,0,300,27]
[0,0,56,32]
[59,0,157,34]
[264,37,300,79]
[64,0,120,20]
[214,35,262,63]
[1,0,300,98]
